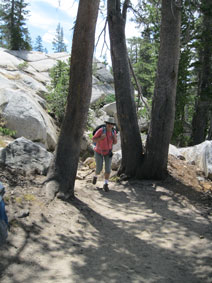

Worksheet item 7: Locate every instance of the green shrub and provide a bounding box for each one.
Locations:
[91,93,116,112]
[45,60,70,124]
[0,127,16,137]
[137,98,151,120]
[17,61,28,70]
[104,93,115,104]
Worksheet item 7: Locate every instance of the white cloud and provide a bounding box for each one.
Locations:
[28,0,140,60]
[42,31,55,43]
[58,0,78,18]
[28,11,56,30]
[30,0,78,18]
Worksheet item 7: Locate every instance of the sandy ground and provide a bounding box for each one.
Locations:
[0,156,212,283]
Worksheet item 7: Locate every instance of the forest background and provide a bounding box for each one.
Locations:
[1,0,211,148]
[0,0,212,198]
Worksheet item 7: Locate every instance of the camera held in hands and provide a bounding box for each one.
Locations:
[108,150,113,158]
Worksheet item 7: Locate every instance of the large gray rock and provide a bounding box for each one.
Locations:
[0,49,116,152]
[203,142,212,179]
[29,58,60,72]
[102,102,149,132]
[169,144,182,157]
[0,74,18,91]
[91,80,115,104]
[90,59,115,104]
[0,48,120,158]
[0,48,24,70]
[17,72,47,93]
[0,88,57,150]
[0,137,53,175]
[111,150,122,170]
[177,141,212,180]
[89,109,110,130]
[178,141,207,168]
[47,52,69,59]
[138,116,149,132]
[6,49,48,62]
[102,102,117,116]
[93,59,114,84]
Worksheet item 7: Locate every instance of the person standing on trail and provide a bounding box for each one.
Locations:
[92,117,117,192]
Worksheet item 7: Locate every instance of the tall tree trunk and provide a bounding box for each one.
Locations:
[137,0,181,180]
[207,110,212,140]
[108,0,143,177]
[10,0,15,49]
[191,100,209,144]
[191,0,212,145]
[46,0,100,200]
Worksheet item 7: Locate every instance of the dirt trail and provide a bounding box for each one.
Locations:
[0,160,212,283]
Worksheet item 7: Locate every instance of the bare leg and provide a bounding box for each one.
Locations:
[104,172,110,181]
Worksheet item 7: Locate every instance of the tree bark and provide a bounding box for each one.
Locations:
[46,0,100,200]
[137,0,181,179]
[107,0,143,177]
[191,0,212,145]
[207,111,212,140]
[191,100,209,145]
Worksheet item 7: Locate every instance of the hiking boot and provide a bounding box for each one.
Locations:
[103,183,109,192]
[92,176,97,185]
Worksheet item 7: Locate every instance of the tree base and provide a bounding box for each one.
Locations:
[57,191,75,201]
[45,180,60,200]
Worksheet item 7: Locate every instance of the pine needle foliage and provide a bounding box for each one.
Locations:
[46,60,70,124]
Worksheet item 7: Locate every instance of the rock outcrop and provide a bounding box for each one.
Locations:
[0,48,116,151]
[1,48,211,181]
[0,137,53,175]
[169,141,212,180]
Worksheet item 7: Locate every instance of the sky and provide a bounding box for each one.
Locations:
[26,0,141,64]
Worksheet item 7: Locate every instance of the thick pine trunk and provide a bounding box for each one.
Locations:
[191,101,209,145]
[108,0,143,177]
[207,112,212,140]
[191,0,212,145]
[46,0,100,200]
[137,0,181,180]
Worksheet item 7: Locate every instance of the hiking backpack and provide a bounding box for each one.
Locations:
[92,124,117,146]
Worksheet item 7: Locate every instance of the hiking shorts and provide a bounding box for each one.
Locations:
[94,151,112,175]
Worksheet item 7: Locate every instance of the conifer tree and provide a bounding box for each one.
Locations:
[0,0,31,50]
[34,35,44,52]
[52,23,67,53]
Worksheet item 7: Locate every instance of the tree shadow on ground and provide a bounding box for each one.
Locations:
[69,188,212,283]
[161,174,212,207]
[0,219,49,282]
[1,174,212,283]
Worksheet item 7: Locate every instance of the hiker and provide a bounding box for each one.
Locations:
[0,181,9,246]
[92,117,117,191]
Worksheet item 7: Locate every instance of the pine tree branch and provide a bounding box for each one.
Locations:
[128,57,151,118]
